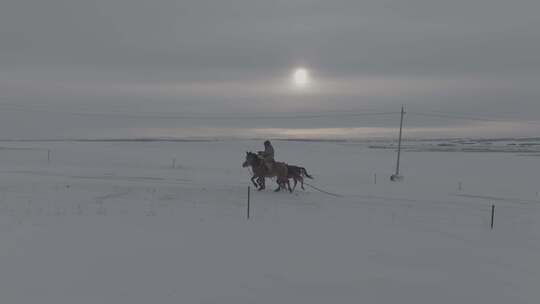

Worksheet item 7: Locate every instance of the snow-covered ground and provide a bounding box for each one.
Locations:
[0,139,538,303]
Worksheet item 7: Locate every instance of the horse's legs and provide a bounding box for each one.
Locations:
[274,177,283,192]
[258,176,265,190]
[287,179,292,193]
[292,178,297,191]
[250,176,258,188]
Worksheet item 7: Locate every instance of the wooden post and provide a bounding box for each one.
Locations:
[247,186,251,220]
[395,105,405,176]
[47,149,51,163]
[491,204,495,230]
[374,173,377,185]
[391,105,405,181]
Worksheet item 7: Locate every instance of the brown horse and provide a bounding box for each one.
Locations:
[255,165,313,191]
[242,152,291,192]
[287,165,314,190]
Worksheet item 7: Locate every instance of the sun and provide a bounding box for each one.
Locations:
[292,68,310,88]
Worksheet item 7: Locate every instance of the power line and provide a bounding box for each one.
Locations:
[2,101,539,126]
[0,104,398,120]
[409,111,540,126]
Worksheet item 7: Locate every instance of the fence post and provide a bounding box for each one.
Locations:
[374,173,377,185]
[490,204,495,230]
[458,181,462,191]
[247,186,251,220]
[47,149,51,164]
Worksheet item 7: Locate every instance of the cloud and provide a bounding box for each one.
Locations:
[0,0,539,138]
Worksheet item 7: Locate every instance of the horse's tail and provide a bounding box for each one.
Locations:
[301,167,313,179]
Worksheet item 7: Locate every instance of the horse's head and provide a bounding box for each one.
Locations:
[242,151,257,168]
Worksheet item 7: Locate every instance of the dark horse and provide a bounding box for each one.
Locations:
[286,165,313,190]
[242,152,291,192]
[256,165,313,191]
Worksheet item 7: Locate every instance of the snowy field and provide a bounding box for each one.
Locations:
[0,139,538,303]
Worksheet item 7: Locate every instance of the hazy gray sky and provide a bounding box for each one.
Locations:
[0,0,539,139]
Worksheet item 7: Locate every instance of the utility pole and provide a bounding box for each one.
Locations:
[391,105,405,181]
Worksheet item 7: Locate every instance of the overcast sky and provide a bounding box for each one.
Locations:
[1,0,539,139]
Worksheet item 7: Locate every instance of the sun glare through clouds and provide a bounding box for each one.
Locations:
[292,68,311,88]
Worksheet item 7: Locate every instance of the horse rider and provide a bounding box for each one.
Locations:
[257,140,275,172]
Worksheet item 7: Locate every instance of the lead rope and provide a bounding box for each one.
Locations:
[304,182,343,198]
